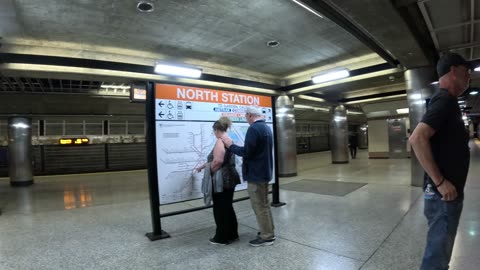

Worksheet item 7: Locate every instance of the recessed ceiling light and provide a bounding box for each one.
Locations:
[266,40,280,48]
[137,1,154,12]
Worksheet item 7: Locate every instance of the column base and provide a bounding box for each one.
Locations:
[10,180,34,187]
[271,202,287,207]
[332,161,349,164]
[145,231,170,241]
[279,173,297,177]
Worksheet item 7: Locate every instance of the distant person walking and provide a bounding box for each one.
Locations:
[222,106,275,247]
[196,116,241,245]
[348,134,358,159]
[409,52,472,270]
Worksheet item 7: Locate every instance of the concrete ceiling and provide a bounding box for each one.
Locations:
[0,0,379,78]
[1,0,480,120]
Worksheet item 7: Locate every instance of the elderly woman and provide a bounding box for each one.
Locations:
[196,116,240,245]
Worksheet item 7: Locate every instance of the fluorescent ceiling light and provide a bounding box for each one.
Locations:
[154,63,202,78]
[294,104,330,112]
[291,0,324,18]
[458,100,465,104]
[475,66,480,72]
[347,110,364,115]
[344,94,407,105]
[366,110,391,118]
[312,69,350,84]
[297,95,326,102]
[100,84,130,89]
[396,108,409,114]
[470,91,478,95]
[431,81,439,85]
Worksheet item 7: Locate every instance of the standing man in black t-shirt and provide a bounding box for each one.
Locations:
[409,52,472,270]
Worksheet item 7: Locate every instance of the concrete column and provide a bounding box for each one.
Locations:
[405,67,437,187]
[275,95,297,177]
[330,105,349,164]
[8,117,33,186]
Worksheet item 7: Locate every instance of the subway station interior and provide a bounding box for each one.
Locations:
[1,0,480,269]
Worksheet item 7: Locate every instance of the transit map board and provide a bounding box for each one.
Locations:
[155,84,275,205]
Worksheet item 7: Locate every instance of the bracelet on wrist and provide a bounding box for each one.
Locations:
[435,177,445,188]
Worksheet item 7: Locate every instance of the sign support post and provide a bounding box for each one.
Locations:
[145,81,170,241]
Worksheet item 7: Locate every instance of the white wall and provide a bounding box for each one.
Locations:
[368,119,389,153]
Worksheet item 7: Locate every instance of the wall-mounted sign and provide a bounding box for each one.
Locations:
[59,138,89,145]
[130,84,147,103]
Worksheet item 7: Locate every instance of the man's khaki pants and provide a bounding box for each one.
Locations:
[247,182,275,240]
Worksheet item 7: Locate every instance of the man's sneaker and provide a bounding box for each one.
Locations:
[257,232,276,240]
[209,238,227,246]
[249,237,275,247]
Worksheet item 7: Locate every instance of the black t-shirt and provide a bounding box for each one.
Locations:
[420,89,470,197]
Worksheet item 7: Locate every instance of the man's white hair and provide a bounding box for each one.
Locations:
[245,106,262,116]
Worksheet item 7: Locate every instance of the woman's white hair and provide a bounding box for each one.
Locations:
[245,106,262,116]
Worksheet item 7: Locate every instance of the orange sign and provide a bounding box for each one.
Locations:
[155,84,272,107]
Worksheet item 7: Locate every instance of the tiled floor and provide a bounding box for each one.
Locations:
[1,141,479,269]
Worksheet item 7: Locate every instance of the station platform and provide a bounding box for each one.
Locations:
[1,142,479,270]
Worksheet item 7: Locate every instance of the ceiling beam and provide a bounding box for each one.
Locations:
[297,0,398,67]
[286,68,403,95]
[418,1,440,50]
[432,19,480,33]
[0,53,280,91]
[440,42,480,52]
[470,0,475,60]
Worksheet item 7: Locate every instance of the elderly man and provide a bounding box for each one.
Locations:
[222,106,275,247]
[409,52,472,270]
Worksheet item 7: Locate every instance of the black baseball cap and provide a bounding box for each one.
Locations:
[436,52,473,78]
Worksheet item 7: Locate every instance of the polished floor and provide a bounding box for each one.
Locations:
[1,141,480,270]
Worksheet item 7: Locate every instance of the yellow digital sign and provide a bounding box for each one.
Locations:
[59,138,89,145]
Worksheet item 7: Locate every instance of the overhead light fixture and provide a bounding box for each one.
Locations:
[297,95,326,103]
[474,66,480,72]
[347,110,364,115]
[294,104,330,112]
[312,69,350,84]
[470,91,478,95]
[366,110,391,118]
[100,84,131,89]
[462,116,468,120]
[396,108,409,114]
[431,81,439,85]
[458,100,465,104]
[154,63,202,78]
[344,94,407,105]
[291,0,324,18]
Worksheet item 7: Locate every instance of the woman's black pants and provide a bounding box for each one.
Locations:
[212,188,238,242]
